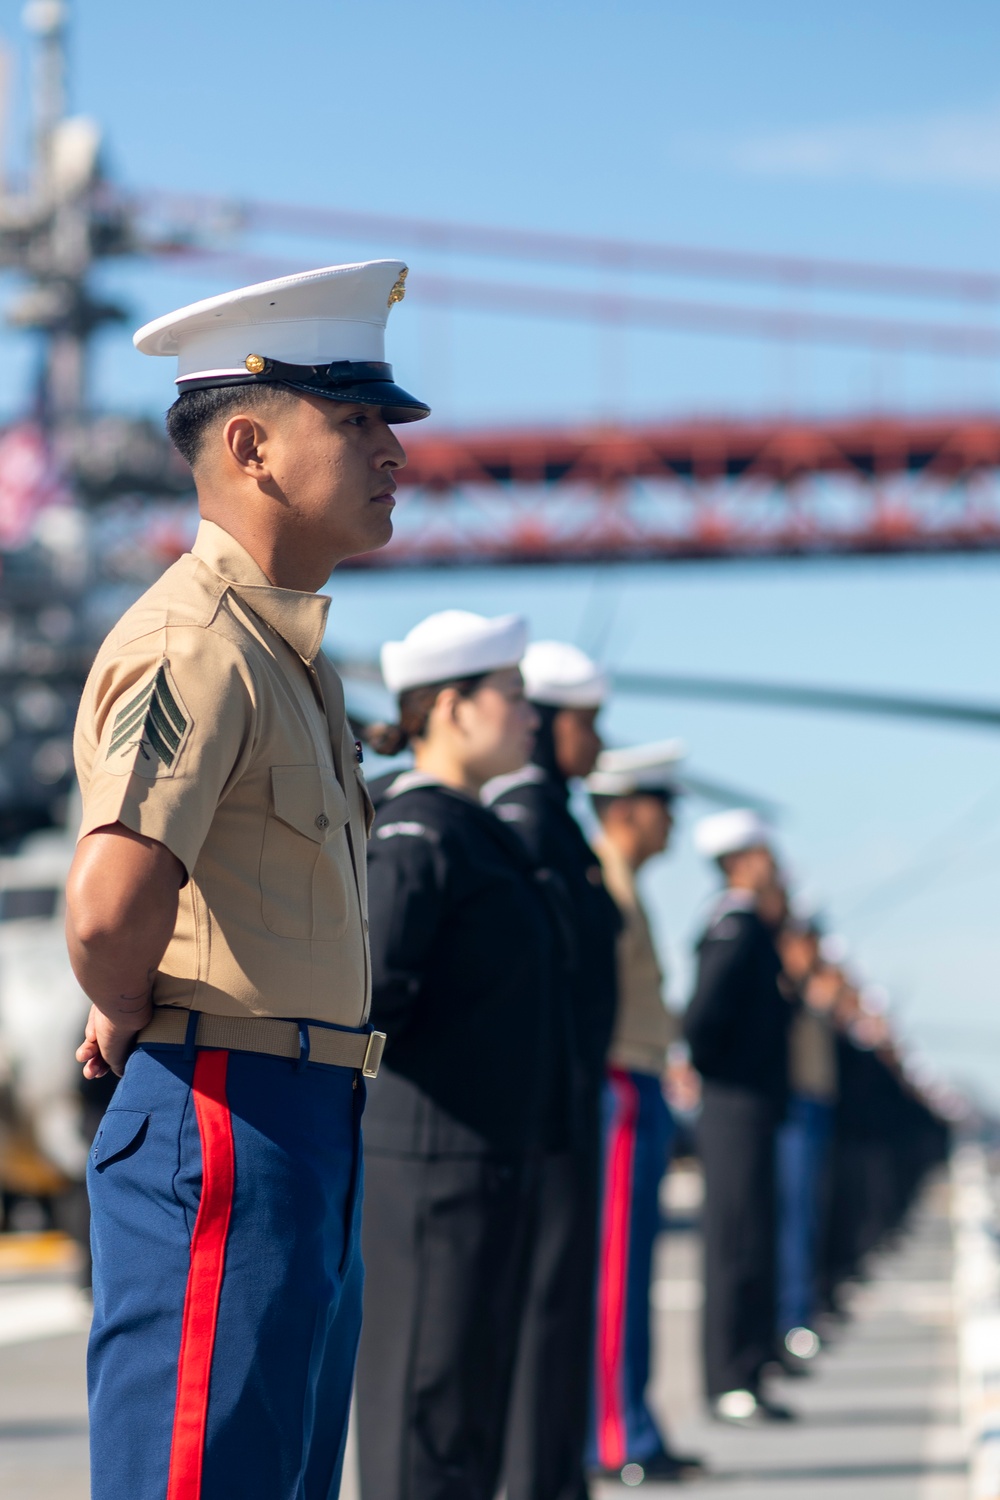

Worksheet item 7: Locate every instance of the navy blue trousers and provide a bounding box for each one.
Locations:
[589,1069,676,1469]
[87,1042,365,1500]
[775,1093,834,1335]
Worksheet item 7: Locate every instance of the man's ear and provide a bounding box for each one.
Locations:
[222,413,269,477]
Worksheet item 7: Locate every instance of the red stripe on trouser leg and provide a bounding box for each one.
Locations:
[595,1070,639,1469]
[166,1050,235,1500]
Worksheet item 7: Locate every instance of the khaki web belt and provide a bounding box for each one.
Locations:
[139,1008,386,1078]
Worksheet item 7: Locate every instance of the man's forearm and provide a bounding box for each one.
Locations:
[66,868,178,1021]
[66,927,160,1023]
[71,936,160,1080]
[66,825,185,1074]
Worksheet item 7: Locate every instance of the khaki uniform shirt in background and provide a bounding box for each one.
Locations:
[788,1007,838,1103]
[595,836,679,1077]
[73,520,373,1026]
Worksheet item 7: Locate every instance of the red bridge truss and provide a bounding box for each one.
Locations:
[350,413,1000,567]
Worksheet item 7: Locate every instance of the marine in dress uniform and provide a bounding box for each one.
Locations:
[583,743,704,1486]
[355,611,568,1500]
[485,641,621,1500]
[774,919,838,1362]
[683,810,793,1425]
[67,261,428,1500]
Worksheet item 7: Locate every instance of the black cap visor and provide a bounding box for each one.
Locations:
[177,358,430,424]
[596,784,681,805]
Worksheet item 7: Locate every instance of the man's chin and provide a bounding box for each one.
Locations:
[367,508,395,551]
[337,512,394,564]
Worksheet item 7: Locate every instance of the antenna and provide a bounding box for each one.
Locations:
[3,0,131,429]
[24,0,68,197]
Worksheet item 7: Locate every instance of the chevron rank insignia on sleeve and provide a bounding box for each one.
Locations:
[106,663,190,775]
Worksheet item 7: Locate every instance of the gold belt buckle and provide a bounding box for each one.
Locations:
[361,1030,386,1079]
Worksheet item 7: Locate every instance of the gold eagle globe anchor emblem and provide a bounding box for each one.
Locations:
[387,268,408,307]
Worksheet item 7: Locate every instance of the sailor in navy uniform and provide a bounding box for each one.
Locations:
[486,641,620,1500]
[684,810,793,1425]
[355,611,572,1500]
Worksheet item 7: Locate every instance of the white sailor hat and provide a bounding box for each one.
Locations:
[520,641,608,709]
[693,807,774,861]
[586,738,685,798]
[133,259,429,422]
[381,610,529,695]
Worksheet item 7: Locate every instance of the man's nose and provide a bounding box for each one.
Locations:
[381,427,407,470]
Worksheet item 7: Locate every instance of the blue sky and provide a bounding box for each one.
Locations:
[1,1,999,1099]
[0,0,997,421]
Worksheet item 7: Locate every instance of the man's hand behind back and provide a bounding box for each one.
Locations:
[66,824,185,1077]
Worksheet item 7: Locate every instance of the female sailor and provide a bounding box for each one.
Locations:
[355,610,568,1500]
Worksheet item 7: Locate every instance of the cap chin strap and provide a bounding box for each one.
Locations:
[177,358,395,393]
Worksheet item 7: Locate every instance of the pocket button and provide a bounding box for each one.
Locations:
[315,813,331,831]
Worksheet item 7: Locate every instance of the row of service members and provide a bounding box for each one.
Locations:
[685,809,950,1425]
[68,259,692,1500]
[354,613,695,1499]
[813,975,949,1324]
[356,612,950,1484]
[66,258,946,1500]
[70,555,950,1496]
[73,566,950,1492]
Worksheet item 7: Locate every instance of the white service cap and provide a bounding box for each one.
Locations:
[585,738,685,797]
[693,807,774,861]
[381,611,529,695]
[133,259,429,422]
[521,641,608,709]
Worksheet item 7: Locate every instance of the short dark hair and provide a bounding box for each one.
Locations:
[591,788,675,822]
[165,383,299,469]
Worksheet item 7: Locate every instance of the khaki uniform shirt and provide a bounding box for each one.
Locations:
[789,1007,838,1103]
[73,520,373,1026]
[596,837,679,1076]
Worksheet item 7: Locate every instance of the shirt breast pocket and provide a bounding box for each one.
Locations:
[260,765,353,939]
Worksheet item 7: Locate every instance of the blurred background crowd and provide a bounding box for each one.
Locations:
[343,621,955,1490]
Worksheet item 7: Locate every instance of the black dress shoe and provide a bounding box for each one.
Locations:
[645,1447,706,1478]
[589,1447,707,1485]
[767,1325,822,1378]
[670,1450,705,1471]
[764,1351,812,1379]
[711,1389,797,1425]
[783,1326,822,1361]
[754,1393,797,1422]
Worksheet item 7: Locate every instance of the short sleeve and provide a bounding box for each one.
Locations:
[75,628,256,879]
[367,816,449,1040]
